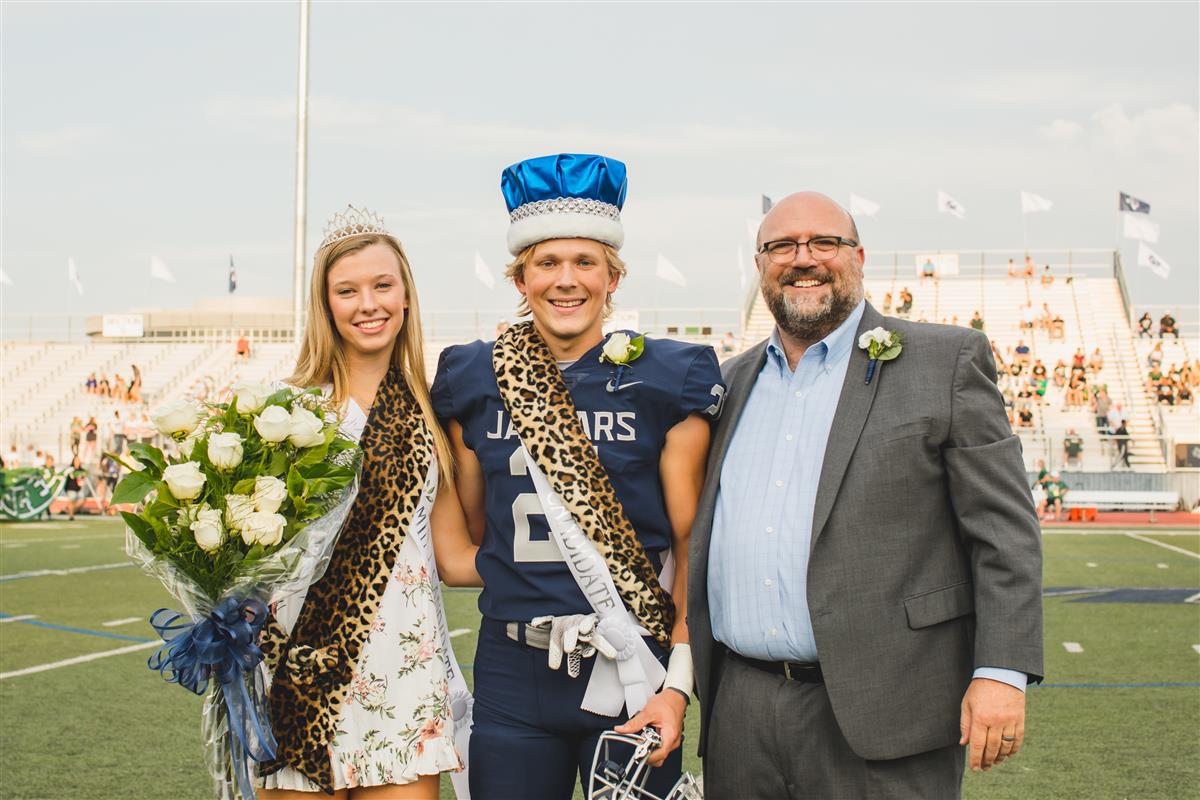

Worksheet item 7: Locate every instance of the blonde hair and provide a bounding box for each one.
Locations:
[290,233,453,484]
[504,240,627,319]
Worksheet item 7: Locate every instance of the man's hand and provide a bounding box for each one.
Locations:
[959,678,1026,772]
[614,689,687,767]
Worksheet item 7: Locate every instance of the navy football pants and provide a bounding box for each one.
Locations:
[469,617,683,800]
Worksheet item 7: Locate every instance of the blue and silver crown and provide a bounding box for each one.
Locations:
[501,153,628,255]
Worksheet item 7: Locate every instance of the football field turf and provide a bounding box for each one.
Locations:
[1,518,1197,799]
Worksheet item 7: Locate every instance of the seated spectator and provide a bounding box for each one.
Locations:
[236,334,251,358]
[1033,458,1050,489]
[920,258,936,280]
[1050,315,1065,340]
[1040,264,1054,287]
[1014,339,1032,363]
[111,373,125,401]
[1038,302,1054,330]
[1022,255,1035,278]
[1148,367,1163,389]
[1159,311,1178,339]
[882,292,893,313]
[1065,377,1087,410]
[1137,312,1153,338]
[1017,404,1034,428]
[70,417,83,456]
[1016,380,1035,402]
[1031,359,1048,380]
[1156,379,1175,406]
[1034,377,1048,400]
[1042,472,1068,521]
[1178,384,1194,405]
[1147,342,1164,369]
[127,364,142,404]
[896,288,913,315]
[85,373,97,394]
[1071,348,1086,369]
[720,331,736,354]
[970,310,984,331]
[98,374,110,396]
[1063,429,1084,469]
[83,416,98,462]
[1087,347,1104,373]
[1007,258,1018,278]
[1010,360,1025,378]
[1021,301,1036,330]
[1052,359,1068,388]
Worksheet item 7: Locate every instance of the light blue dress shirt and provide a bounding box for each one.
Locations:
[708,300,1025,691]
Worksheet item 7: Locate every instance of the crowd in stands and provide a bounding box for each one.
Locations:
[1137,311,1180,339]
[84,363,143,404]
[1144,340,1197,407]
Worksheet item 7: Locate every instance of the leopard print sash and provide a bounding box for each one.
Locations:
[260,367,433,792]
[492,321,674,649]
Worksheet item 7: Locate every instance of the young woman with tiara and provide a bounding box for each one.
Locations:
[258,206,477,800]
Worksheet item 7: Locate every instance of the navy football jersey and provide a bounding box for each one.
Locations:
[431,333,725,623]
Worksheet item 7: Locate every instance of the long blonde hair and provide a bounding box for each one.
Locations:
[290,233,453,484]
[504,240,627,319]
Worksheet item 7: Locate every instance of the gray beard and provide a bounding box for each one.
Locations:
[764,281,863,344]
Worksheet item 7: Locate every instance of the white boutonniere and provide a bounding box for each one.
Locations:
[600,331,645,392]
[858,327,903,385]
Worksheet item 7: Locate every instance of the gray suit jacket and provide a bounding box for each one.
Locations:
[688,303,1043,761]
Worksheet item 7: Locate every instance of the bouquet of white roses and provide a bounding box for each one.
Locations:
[113,382,361,800]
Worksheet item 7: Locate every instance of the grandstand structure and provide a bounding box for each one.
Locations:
[2,247,1197,503]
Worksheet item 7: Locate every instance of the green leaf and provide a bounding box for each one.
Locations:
[628,334,646,361]
[110,471,157,505]
[295,439,330,467]
[231,478,257,495]
[286,466,306,499]
[877,343,903,362]
[267,449,289,477]
[127,443,166,476]
[121,511,156,549]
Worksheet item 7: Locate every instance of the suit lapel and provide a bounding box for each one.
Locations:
[810,304,884,551]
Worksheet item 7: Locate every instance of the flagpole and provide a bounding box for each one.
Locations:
[291,0,311,343]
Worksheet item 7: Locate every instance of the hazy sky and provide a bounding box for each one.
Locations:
[3,2,1197,325]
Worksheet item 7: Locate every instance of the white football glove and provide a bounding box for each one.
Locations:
[531,614,618,677]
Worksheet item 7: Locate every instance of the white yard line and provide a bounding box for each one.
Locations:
[2,543,28,548]
[0,640,160,680]
[0,615,37,623]
[0,532,123,546]
[449,628,471,638]
[1157,563,1170,569]
[1086,562,1098,567]
[1186,593,1200,604]
[1063,642,1084,653]
[101,617,143,628]
[1126,532,1200,560]
[0,562,132,581]
[60,544,81,550]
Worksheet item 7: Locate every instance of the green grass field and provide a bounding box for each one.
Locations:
[1,519,1197,800]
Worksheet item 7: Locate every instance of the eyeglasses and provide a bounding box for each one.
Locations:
[758,236,858,264]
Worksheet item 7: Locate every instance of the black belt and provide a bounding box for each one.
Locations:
[732,651,823,683]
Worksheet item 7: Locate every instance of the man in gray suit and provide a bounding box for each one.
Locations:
[688,192,1043,798]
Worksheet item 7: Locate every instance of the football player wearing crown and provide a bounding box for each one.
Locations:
[431,154,723,799]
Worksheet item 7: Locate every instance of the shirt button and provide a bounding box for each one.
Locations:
[769,628,779,637]
[764,578,773,588]
[794,390,804,398]
[775,480,784,488]
[785,434,794,441]
[765,526,775,534]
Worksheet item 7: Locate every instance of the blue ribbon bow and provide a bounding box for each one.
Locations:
[149,596,277,800]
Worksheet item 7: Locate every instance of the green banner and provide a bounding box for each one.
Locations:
[0,468,68,521]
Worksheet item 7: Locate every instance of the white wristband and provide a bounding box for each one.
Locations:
[663,643,693,699]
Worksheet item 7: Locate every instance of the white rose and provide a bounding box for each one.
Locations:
[224,494,256,530]
[151,400,203,437]
[189,506,224,553]
[207,432,244,470]
[232,382,274,414]
[254,405,292,443]
[288,405,326,449]
[179,431,201,459]
[253,475,288,514]
[162,461,206,501]
[602,332,632,363]
[858,327,892,349]
[241,511,286,547]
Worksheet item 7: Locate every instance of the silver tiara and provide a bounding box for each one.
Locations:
[319,205,390,250]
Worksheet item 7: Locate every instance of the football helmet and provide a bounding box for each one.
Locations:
[588,728,704,800]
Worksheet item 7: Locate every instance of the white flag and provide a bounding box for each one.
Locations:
[1021,191,1053,213]
[850,193,880,217]
[68,257,84,295]
[150,256,176,283]
[473,251,495,289]
[0,269,12,286]
[1137,241,1170,279]
[655,254,688,288]
[1122,213,1160,243]
[937,190,966,219]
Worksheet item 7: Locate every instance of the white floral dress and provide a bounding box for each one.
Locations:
[262,398,462,791]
